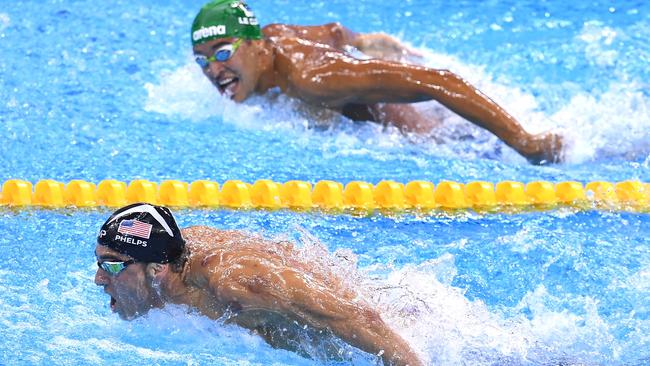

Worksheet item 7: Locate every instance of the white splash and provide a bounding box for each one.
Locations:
[142,54,319,131]
[47,336,190,362]
[609,264,650,292]
[551,81,650,162]
[143,56,224,121]
[514,285,620,361]
[579,21,619,68]
[362,255,630,365]
[361,255,532,365]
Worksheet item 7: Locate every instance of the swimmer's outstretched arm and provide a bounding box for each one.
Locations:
[292,58,563,164]
[205,254,423,366]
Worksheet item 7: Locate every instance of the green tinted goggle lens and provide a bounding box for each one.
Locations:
[97,260,135,276]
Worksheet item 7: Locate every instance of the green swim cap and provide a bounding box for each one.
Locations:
[191,0,263,46]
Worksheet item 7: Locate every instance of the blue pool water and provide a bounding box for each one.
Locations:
[1,0,649,365]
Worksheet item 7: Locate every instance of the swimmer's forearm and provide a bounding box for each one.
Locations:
[305,61,529,148]
[349,63,519,127]
[327,311,423,366]
[400,67,527,143]
[273,274,423,365]
[400,67,536,153]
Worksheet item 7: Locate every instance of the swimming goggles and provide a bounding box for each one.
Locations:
[97,260,135,276]
[195,39,243,68]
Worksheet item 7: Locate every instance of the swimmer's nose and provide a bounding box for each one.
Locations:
[206,61,225,78]
[94,267,109,286]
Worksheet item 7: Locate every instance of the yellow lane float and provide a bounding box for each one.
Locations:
[1,179,648,213]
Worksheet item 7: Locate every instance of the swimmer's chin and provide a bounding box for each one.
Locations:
[116,309,147,321]
[111,298,148,320]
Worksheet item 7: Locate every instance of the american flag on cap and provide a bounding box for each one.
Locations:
[117,219,152,239]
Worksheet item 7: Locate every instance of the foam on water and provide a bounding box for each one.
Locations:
[144,58,224,121]
[618,264,650,292]
[355,256,634,365]
[554,21,650,162]
[579,21,619,68]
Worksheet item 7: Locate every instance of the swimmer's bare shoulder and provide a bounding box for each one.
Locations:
[180,225,423,366]
[181,225,250,249]
[262,22,356,49]
[180,225,297,288]
[265,40,357,106]
[181,225,294,258]
[180,225,264,278]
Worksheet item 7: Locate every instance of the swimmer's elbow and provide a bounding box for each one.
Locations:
[326,22,356,46]
[325,22,346,36]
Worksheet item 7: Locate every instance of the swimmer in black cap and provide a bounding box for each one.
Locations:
[95,203,186,320]
[95,203,423,366]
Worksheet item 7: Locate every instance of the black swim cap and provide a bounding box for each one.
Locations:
[97,203,185,263]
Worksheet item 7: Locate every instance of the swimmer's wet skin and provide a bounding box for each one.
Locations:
[191,0,564,164]
[95,203,424,366]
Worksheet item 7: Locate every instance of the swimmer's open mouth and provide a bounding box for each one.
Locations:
[216,76,239,98]
[110,296,116,312]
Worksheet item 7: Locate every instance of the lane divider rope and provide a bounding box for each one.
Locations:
[1,179,648,212]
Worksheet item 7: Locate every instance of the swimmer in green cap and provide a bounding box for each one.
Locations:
[191,0,563,164]
[95,204,424,366]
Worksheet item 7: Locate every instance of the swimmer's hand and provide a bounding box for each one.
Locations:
[524,131,564,165]
[353,33,422,61]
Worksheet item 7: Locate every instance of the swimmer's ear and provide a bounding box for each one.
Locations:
[145,262,169,280]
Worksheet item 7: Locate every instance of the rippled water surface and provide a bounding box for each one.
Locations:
[1,0,649,365]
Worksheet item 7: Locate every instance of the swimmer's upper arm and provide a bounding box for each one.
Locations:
[205,253,422,366]
[292,56,487,126]
[290,57,440,107]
